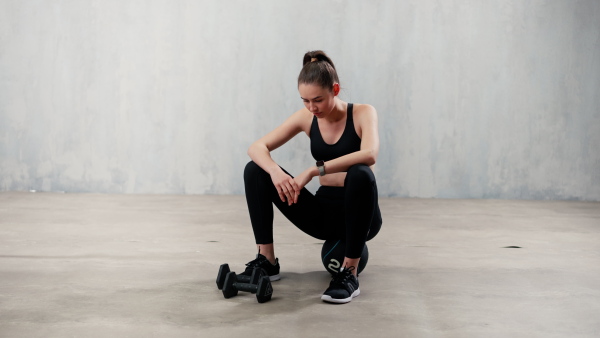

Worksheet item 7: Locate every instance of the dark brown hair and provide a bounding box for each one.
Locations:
[297,50,340,91]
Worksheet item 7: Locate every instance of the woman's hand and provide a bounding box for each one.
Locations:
[270,168,300,206]
[292,167,317,200]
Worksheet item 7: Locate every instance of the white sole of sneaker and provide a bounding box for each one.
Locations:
[269,274,281,281]
[321,288,360,304]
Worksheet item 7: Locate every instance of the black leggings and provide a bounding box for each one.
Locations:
[243,161,382,258]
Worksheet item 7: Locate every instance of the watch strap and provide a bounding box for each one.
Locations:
[316,160,326,176]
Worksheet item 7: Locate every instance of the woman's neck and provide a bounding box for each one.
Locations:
[324,99,347,123]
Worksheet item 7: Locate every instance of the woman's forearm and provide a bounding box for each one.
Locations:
[247,142,281,175]
[320,149,376,175]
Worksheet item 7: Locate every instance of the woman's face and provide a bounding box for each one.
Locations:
[298,83,337,118]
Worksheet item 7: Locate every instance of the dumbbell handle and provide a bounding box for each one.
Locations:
[233,281,259,293]
[238,275,251,282]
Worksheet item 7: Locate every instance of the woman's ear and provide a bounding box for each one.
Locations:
[333,83,340,96]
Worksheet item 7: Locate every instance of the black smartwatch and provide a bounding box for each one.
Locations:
[316,160,326,176]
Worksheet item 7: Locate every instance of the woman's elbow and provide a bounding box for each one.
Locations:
[247,143,258,158]
[248,142,268,159]
[365,150,377,166]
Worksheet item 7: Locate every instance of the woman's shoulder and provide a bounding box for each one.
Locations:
[290,106,316,122]
[289,107,314,134]
[351,103,377,121]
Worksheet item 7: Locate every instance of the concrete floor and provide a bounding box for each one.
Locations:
[0,192,599,337]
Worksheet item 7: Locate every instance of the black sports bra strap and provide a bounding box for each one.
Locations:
[347,103,354,120]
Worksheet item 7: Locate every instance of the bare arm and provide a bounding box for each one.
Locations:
[247,109,309,205]
[329,105,378,170]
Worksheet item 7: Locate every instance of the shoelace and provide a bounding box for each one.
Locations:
[245,255,267,268]
[331,266,356,286]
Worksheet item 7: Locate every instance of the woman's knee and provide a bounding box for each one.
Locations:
[345,164,375,186]
[244,161,265,181]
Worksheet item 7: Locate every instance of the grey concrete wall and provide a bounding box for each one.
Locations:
[1,0,599,200]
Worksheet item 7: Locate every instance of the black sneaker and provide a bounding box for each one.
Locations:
[240,253,281,281]
[321,266,360,304]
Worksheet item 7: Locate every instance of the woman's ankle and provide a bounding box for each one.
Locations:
[342,257,360,276]
[257,243,276,264]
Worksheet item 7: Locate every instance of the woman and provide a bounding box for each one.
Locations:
[242,50,382,304]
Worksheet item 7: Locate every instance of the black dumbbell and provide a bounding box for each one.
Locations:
[222,270,273,303]
[216,264,256,290]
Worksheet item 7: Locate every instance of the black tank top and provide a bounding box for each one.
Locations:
[310,103,362,161]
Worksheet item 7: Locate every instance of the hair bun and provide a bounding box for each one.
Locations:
[299,50,340,89]
[302,50,336,69]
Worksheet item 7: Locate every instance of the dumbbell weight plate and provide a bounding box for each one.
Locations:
[216,264,230,290]
[222,271,239,299]
[256,276,273,303]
